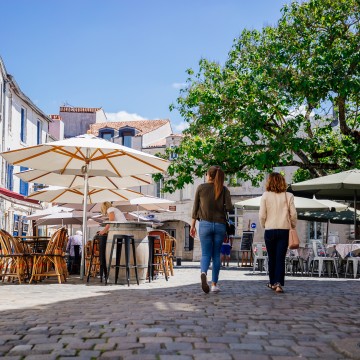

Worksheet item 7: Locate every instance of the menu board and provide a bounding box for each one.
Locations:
[240,231,254,251]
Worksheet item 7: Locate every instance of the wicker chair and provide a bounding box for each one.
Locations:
[29,227,68,284]
[0,229,30,284]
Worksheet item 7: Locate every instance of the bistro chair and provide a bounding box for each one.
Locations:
[345,240,360,279]
[0,229,30,284]
[29,227,68,284]
[310,240,339,278]
[147,230,170,280]
[252,242,268,274]
[87,235,107,282]
[163,234,177,276]
[106,234,139,286]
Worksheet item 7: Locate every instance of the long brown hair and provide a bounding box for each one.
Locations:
[208,165,225,200]
[266,172,287,193]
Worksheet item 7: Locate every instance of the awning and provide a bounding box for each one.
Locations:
[0,187,41,209]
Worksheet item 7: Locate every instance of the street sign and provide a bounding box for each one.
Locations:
[250,222,256,229]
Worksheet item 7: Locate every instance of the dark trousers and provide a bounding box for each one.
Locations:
[264,229,289,286]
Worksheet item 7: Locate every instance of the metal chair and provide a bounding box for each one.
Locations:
[345,240,360,278]
[252,242,268,274]
[310,240,339,277]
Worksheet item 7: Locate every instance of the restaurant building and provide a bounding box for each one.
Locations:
[0,56,50,235]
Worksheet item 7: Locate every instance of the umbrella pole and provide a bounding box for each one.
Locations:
[137,204,140,222]
[354,192,358,239]
[80,163,89,280]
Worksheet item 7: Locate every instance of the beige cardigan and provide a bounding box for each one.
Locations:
[259,191,297,230]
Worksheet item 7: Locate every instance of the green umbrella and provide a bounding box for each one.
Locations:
[291,169,360,236]
[298,208,360,225]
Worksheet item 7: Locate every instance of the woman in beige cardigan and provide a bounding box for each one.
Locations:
[259,172,297,293]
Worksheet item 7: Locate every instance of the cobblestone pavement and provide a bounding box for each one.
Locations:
[0,263,359,360]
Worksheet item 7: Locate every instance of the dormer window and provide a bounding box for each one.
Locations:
[118,127,135,148]
[99,128,114,141]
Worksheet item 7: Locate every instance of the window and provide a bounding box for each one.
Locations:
[169,145,178,160]
[99,129,114,140]
[123,133,132,147]
[19,166,29,196]
[20,108,27,143]
[6,163,14,191]
[37,120,42,144]
[118,127,135,148]
[184,224,194,251]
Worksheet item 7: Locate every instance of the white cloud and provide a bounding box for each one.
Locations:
[105,111,147,122]
[174,121,189,132]
[172,82,187,89]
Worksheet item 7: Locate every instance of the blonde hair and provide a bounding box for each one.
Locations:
[266,172,287,193]
[101,201,112,216]
[207,165,225,200]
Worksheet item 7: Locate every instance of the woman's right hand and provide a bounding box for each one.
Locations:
[190,226,197,238]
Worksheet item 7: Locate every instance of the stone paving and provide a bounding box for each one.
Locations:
[0,262,359,359]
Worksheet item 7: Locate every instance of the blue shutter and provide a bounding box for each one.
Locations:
[20,108,26,142]
[6,164,14,191]
[37,120,42,144]
[19,166,29,196]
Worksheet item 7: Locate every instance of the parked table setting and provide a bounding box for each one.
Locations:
[326,243,360,259]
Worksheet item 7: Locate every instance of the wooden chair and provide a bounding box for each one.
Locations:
[163,234,176,276]
[148,230,172,279]
[86,239,101,278]
[0,229,31,284]
[29,227,69,284]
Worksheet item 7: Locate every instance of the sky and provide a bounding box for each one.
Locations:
[1,0,290,133]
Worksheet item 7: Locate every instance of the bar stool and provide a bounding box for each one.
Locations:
[106,234,139,286]
[147,235,168,282]
[86,235,107,283]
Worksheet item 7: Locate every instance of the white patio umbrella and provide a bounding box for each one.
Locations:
[0,134,170,278]
[25,206,75,221]
[58,195,175,213]
[26,185,145,204]
[124,196,174,222]
[15,169,153,189]
[113,196,175,220]
[36,211,102,226]
[235,195,347,211]
[290,169,360,237]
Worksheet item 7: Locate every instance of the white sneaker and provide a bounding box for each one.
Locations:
[201,272,210,294]
[211,285,221,293]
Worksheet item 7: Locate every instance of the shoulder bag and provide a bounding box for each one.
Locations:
[223,188,235,236]
[285,192,299,249]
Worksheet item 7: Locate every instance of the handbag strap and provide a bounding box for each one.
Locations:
[223,187,229,221]
[284,192,293,229]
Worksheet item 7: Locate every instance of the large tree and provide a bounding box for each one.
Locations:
[159,0,360,193]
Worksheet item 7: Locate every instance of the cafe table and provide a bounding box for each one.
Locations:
[14,236,51,254]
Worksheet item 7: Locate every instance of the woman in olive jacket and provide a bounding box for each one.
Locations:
[190,166,233,294]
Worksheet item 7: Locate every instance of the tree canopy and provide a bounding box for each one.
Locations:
[159,0,360,193]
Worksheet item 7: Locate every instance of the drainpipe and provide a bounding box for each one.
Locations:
[1,79,8,186]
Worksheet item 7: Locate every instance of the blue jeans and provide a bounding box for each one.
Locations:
[264,229,289,286]
[199,220,226,283]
